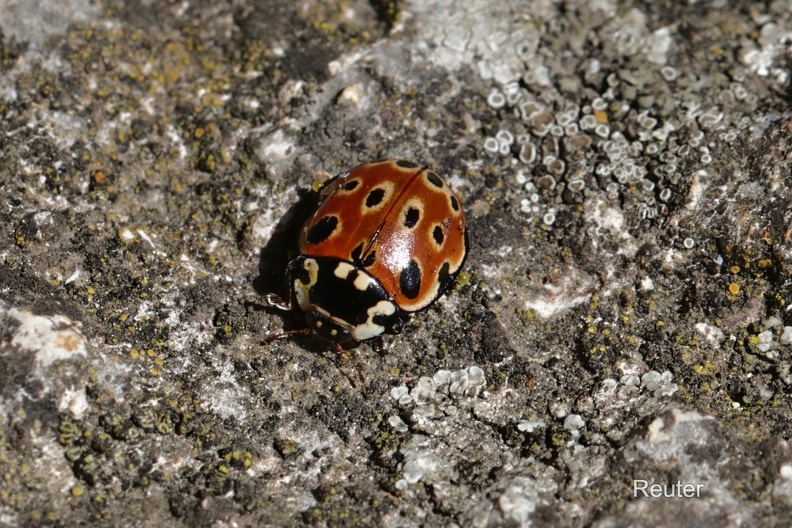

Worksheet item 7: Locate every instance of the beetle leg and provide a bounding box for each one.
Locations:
[263,292,292,311]
[265,328,312,343]
[335,342,364,382]
[371,336,386,354]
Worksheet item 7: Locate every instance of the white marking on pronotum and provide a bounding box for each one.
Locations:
[336,261,376,292]
[334,262,355,279]
[294,258,319,312]
[353,272,372,292]
[351,300,398,341]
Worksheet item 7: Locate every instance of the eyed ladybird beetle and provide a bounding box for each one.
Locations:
[264,159,468,364]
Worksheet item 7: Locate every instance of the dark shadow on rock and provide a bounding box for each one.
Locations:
[253,188,318,300]
[250,187,334,355]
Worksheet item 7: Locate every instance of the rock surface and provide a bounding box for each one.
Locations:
[1,0,792,525]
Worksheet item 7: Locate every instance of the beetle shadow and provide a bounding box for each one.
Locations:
[253,187,317,305]
[252,188,338,353]
[252,187,374,384]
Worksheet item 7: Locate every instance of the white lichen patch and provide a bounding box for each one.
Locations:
[643,27,673,65]
[390,366,488,489]
[401,0,547,85]
[157,293,213,359]
[44,111,87,150]
[773,457,792,506]
[0,0,102,48]
[257,129,298,160]
[1,300,88,368]
[685,170,708,211]
[200,361,249,422]
[398,445,446,487]
[695,322,724,346]
[30,430,81,504]
[741,21,792,81]
[643,408,713,447]
[250,185,299,247]
[780,326,792,345]
[336,83,366,108]
[585,196,626,239]
[523,265,597,318]
[57,387,89,419]
[756,330,774,353]
[586,370,679,442]
[467,474,558,527]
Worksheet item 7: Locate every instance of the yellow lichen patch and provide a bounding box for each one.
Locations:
[728,283,740,295]
[693,363,713,375]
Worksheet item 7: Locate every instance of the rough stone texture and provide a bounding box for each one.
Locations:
[1,0,792,526]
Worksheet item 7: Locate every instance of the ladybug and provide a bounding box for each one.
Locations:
[264,159,468,364]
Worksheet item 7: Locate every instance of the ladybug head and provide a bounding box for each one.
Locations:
[291,255,407,343]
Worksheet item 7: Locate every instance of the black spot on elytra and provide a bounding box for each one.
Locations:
[400,260,421,299]
[427,172,443,188]
[306,216,338,244]
[433,225,445,245]
[404,207,420,228]
[342,179,359,191]
[366,188,385,207]
[450,195,460,212]
[352,242,376,267]
[437,261,453,296]
[351,242,364,263]
[396,160,419,169]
